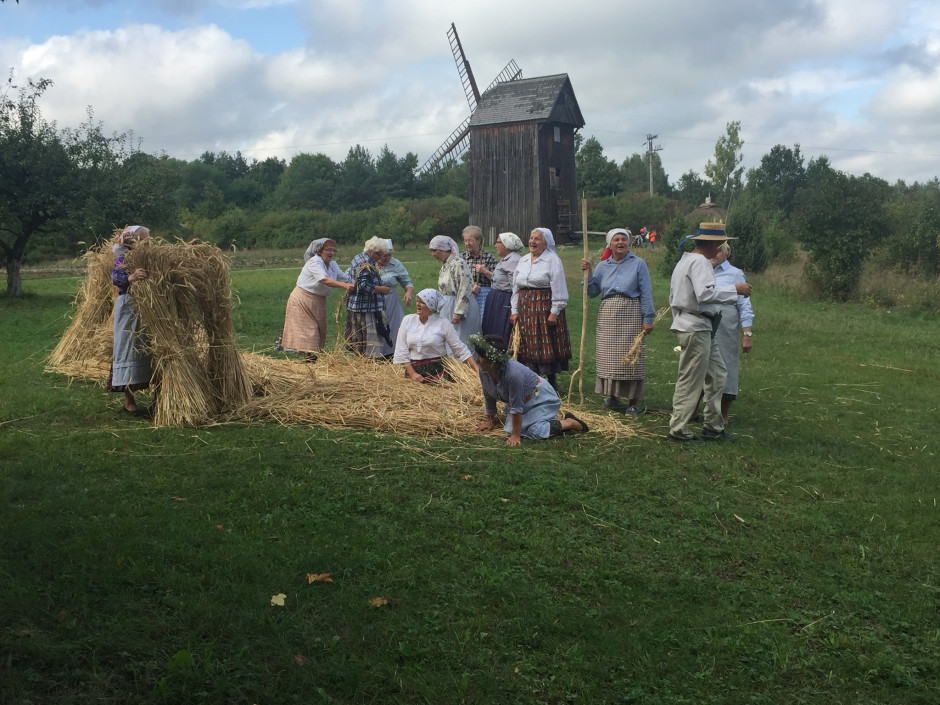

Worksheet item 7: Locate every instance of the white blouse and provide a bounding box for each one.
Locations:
[511,250,568,316]
[296,256,351,297]
[393,314,473,363]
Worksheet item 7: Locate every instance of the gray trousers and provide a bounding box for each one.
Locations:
[669,330,727,438]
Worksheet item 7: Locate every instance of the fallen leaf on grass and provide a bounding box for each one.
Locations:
[461,475,472,481]
[368,596,390,607]
[293,654,306,666]
[307,573,333,584]
[270,593,287,607]
[215,524,225,531]
[170,496,186,501]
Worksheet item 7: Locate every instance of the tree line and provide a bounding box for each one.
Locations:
[2,75,939,300]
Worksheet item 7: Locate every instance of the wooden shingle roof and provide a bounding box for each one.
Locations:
[469,73,585,128]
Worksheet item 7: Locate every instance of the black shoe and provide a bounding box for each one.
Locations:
[563,412,589,433]
[667,433,704,444]
[702,427,737,441]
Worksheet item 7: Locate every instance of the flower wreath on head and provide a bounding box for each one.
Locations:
[468,334,511,365]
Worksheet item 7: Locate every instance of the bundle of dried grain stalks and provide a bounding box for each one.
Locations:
[48,241,635,438]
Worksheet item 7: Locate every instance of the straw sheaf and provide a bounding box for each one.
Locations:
[46,246,119,381]
[122,240,251,427]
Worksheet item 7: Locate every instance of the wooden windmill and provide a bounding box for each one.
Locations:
[421,24,585,244]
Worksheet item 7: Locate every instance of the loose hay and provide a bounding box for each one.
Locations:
[47,242,639,439]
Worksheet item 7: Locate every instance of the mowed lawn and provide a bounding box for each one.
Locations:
[1,244,937,705]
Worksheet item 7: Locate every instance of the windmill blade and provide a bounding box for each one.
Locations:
[419,117,470,174]
[448,23,480,112]
[485,59,522,92]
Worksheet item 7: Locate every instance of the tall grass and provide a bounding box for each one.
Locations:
[1,244,937,704]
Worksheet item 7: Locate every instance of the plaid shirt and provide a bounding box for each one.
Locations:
[345,252,384,313]
[461,249,498,288]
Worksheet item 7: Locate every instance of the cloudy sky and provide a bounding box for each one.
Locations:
[3,0,939,185]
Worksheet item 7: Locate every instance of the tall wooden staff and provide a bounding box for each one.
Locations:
[567,199,589,404]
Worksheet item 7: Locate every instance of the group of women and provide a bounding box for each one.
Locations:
[108,221,752,443]
[273,226,588,444]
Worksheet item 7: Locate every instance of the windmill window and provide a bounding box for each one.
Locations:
[554,127,561,143]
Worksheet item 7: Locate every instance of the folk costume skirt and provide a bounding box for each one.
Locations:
[714,302,741,398]
[515,288,571,376]
[595,295,645,401]
[480,287,512,343]
[405,356,448,382]
[281,286,328,354]
[108,293,152,392]
[345,310,390,358]
[500,377,562,440]
[438,293,481,346]
[381,290,406,357]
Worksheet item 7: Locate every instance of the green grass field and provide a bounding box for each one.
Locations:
[1,245,937,704]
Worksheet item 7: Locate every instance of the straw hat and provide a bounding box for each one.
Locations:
[691,222,736,241]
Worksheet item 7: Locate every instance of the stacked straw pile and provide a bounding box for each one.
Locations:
[48,239,251,427]
[48,242,637,439]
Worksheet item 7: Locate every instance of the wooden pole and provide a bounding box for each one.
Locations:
[567,199,589,404]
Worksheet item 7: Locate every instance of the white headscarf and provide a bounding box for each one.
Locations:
[429,235,459,257]
[605,228,630,247]
[498,232,524,252]
[303,238,330,262]
[532,227,556,252]
[416,288,443,312]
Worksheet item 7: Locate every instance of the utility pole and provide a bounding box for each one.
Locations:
[644,133,663,197]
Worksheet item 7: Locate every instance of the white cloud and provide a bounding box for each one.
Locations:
[2,0,939,181]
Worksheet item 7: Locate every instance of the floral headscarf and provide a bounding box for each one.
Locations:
[498,232,524,252]
[429,235,459,257]
[416,288,443,312]
[303,238,331,262]
[112,225,147,257]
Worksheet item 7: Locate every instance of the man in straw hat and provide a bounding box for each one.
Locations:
[667,222,752,443]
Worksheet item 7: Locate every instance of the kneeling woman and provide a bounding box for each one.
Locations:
[470,334,589,446]
[393,289,479,382]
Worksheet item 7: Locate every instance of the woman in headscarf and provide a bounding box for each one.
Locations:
[345,237,393,357]
[480,231,523,341]
[280,238,354,361]
[711,242,754,424]
[108,225,154,416]
[377,239,414,359]
[509,227,571,390]
[471,334,588,446]
[460,225,498,318]
[581,228,655,413]
[393,288,479,382]
[428,235,481,344]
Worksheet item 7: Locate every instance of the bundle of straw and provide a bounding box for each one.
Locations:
[123,240,251,427]
[46,245,120,381]
[622,306,670,366]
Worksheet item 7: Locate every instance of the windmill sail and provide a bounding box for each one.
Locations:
[420,117,470,174]
[419,50,523,174]
[449,22,480,112]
